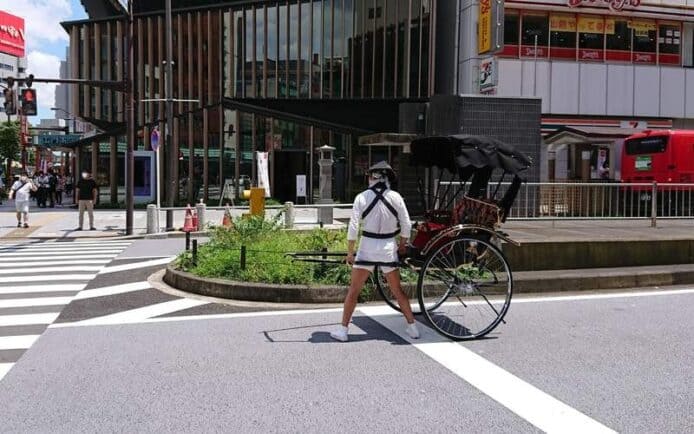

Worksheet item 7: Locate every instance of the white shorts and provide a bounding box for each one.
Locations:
[353,237,399,274]
[15,200,29,213]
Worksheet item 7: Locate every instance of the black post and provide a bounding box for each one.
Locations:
[192,239,198,265]
[240,245,247,271]
[125,0,136,235]
[185,231,191,251]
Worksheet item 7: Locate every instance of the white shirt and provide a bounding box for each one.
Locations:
[348,186,412,242]
[11,180,34,202]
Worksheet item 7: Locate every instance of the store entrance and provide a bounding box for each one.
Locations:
[273,150,309,203]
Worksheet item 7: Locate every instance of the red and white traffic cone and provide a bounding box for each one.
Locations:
[183,204,195,232]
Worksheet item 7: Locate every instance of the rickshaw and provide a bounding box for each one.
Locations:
[293,135,531,341]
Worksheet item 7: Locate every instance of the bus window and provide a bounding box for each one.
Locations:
[625,137,667,154]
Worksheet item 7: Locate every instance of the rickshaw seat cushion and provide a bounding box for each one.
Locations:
[412,221,448,251]
[454,195,503,228]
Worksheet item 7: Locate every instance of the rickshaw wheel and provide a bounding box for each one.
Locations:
[373,266,423,315]
[417,235,513,341]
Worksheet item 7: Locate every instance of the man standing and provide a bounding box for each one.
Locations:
[75,169,98,231]
[330,161,419,342]
[36,171,49,208]
[9,173,37,228]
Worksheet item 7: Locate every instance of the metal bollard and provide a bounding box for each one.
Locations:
[651,181,658,228]
[192,239,198,265]
[195,201,206,230]
[284,202,295,229]
[185,231,191,251]
[146,204,158,234]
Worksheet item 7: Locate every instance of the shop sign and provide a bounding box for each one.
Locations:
[580,49,602,60]
[550,14,577,32]
[568,0,640,13]
[633,53,655,62]
[479,57,497,93]
[0,11,24,58]
[478,0,505,55]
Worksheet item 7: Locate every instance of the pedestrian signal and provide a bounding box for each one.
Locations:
[2,88,16,115]
[21,88,37,116]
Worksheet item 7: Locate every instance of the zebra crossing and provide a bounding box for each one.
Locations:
[0,240,131,381]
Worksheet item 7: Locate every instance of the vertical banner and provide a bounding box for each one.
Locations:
[256,151,271,198]
[478,0,492,54]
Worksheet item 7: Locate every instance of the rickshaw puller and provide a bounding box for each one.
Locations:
[331,161,419,342]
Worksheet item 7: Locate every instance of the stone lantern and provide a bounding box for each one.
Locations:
[317,145,335,225]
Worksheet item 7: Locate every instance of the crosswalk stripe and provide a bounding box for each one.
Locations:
[0,266,104,275]
[0,335,40,351]
[0,275,96,284]
[0,313,60,327]
[0,284,85,295]
[74,282,152,300]
[99,257,175,274]
[70,299,209,326]
[0,362,12,380]
[0,260,112,268]
[0,249,123,256]
[0,243,131,250]
[0,297,73,308]
[0,255,120,261]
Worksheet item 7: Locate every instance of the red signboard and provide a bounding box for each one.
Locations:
[0,11,25,57]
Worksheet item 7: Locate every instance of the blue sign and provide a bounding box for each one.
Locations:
[35,134,82,147]
[151,127,160,151]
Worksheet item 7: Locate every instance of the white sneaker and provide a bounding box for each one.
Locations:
[406,322,420,339]
[330,326,349,342]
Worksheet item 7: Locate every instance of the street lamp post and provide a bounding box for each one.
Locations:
[125,0,136,235]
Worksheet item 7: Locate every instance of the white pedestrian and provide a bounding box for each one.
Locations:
[9,173,38,228]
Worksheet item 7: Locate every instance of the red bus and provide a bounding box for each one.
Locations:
[621,130,694,185]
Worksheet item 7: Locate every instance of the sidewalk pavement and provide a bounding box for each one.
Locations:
[2,199,694,242]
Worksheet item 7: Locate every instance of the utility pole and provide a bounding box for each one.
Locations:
[165,0,175,230]
[125,0,136,235]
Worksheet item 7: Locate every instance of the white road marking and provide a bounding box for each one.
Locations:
[0,249,123,256]
[0,335,40,351]
[98,257,175,274]
[0,297,73,308]
[0,255,119,262]
[0,260,112,268]
[0,363,13,381]
[0,313,60,326]
[360,306,616,434]
[0,284,85,295]
[0,243,131,251]
[0,266,103,275]
[69,298,209,326]
[50,288,694,329]
[0,275,95,284]
[51,306,345,328]
[74,281,152,300]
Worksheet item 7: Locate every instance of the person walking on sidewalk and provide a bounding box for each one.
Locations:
[35,171,49,208]
[9,173,37,228]
[330,161,419,342]
[75,169,98,231]
[55,170,65,206]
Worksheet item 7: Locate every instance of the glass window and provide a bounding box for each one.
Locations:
[604,17,630,64]
[373,0,384,97]
[409,0,422,97]
[289,2,299,97]
[324,0,335,97]
[659,23,681,55]
[631,19,656,63]
[342,0,353,98]
[244,9,254,97]
[255,7,265,97]
[300,1,311,97]
[521,13,548,57]
[267,6,278,97]
[504,10,519,45]
[550,13,576,59]
[312,0,323,97]
[396,0,406,95]
[578,15,604,61]
[279,4,288,96]
[625,136,667,155]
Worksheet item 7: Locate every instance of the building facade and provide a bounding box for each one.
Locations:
[459,0,694,180]
[64,0,541,206]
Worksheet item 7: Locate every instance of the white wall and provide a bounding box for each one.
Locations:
[497,59,694,118]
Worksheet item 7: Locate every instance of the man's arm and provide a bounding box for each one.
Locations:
[346,194,364,264]
[396,194,412,255]
[92,184,98,202]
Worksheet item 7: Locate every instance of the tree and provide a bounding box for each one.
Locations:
[0,121,20,184]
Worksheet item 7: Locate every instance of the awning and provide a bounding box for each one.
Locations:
[544,126,645,145]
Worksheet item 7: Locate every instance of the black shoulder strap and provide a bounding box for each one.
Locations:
[362,183,398,219]
[13,182,27,192]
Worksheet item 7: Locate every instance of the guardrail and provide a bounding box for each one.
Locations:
[436,181,694,226]
[146,201,353,234]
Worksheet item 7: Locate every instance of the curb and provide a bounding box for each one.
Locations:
[163,266,348,303]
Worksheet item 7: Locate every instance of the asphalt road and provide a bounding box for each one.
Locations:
[0,238,692,433]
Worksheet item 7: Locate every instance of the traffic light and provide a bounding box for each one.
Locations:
[2,88,16,115]
[20,88,37,116]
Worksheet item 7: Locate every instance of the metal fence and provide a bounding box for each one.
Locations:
[436,181,694,224]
